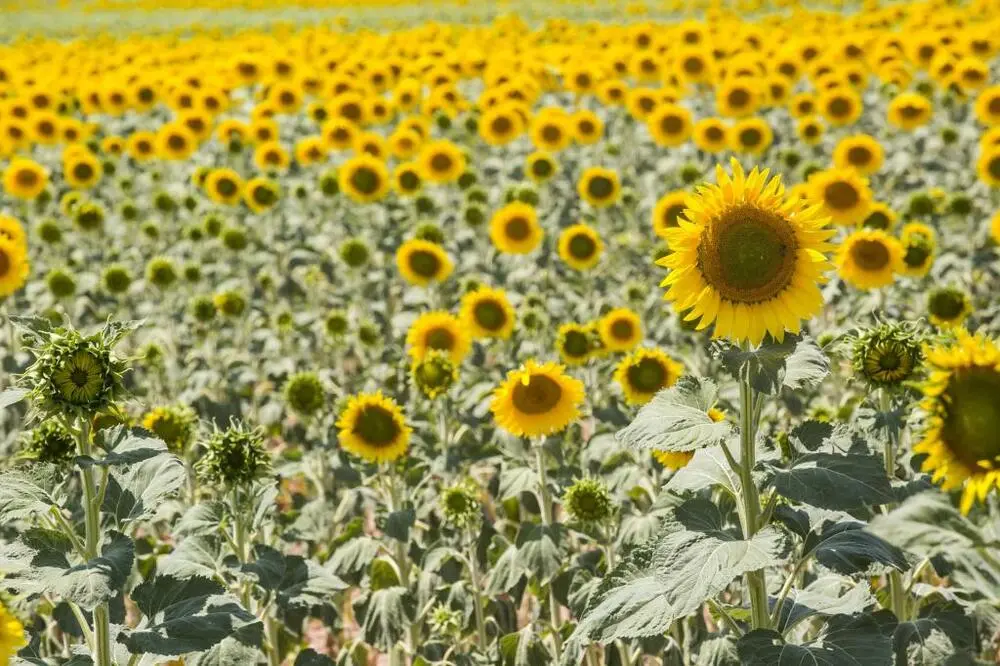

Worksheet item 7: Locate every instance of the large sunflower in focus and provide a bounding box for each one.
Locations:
[657,159,833,346]
[337,392,411,464]
[916,333,1000,514]
[491,360,585,438]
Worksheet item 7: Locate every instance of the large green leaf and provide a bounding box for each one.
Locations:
[355,586,415,651]
[499,626,551,666]
[868,492,986,559]
[767,452,895,510]
[714,334,829,395]
[667,442,741,497]
[776,576,875,633]
[84,427,168,467]
[615,377,732,453]
[102,450,186,528]
[50,532,134,611]
[568,499,786,643]
[515,523,566,583]
[810,522,908,576]
[738,612,896,665]
[487,542,527,594]
[498,466,538,500]
[894,600,975,666]
[0,467,63,523]
[326,537,380,576]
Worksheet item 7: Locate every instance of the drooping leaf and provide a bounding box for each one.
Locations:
[0,387,28,409]
[776,576,875,633]
[498,466,538,500]
[767,452,895,510]
[667,442,741,497]
[278,556,348,612]
[384,509,416,543]
[868,492,986,559]
[487,542,527,594]
[810,522,908,575]
[499,626,551,666]
[326,537,380,577]
[356,586,415,651]
[714,334,829,395]
[738,612,896,665]
[515,523,566,583]
[616,377,732,453]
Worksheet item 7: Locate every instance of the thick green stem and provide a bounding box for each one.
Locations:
[738,368,770,630]
[265,615,282,666]
[467,541,489,649]
[534,444,562,657]
[78,419,112,666]
[880,390,907,620]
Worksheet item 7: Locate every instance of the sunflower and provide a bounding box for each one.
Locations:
[460,286,516,339]
[59,149,99,190]
[796,116,825,146]
[693,118,729,153]
[836,229,903,290]
[615,348,684,405]
[861,202,898,231]
[652,407,724,468]
[833,134,885,175]
[530,109,573,152]
[295,136,327,167]
[156,122,197,160]
[807,168,873,226]
[974,85,1000,126]
[525,151,559,183]
[491,360,585,438]
[572,109,603,145]
[388,129,421,159]
[2,158,47,200]
[0,236,29,297]
[406,311,471,363]
[396,238,453,287]
[0,215,27,251]
[675,47,714,84]
[321,118,358,151]
[899,222,936,277]
[479,103,524,146]
[204,168,244,206]
[597,308,643,352]
[556,323,594,366]
[418,140,466,184]
[819,89,862,126]
[914,332,1000,514]
[625,87,659,121]
[648,104,693,147]
[730,117,773,155]
[336,392,411,464]
[927,287,972,329]
[339,155,390,203]
[991,211,1000,245]
[788,92,817,118]
[658,159,834,346]
[127,131,156,161]
[977,148,1000,187]
[354,132,388,160]
[557,223,603,271]
[597,80,627,106]
[887,92,933,131]
[490,202,543,254]
[578,167,620,209]
[0,603,25,663]
[393,162,423,196]
[716,78,760,118]
[243,177,281,214]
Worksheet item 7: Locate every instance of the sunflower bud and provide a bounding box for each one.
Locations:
[21,419,76,464]
[339,238,371,268]
[439,479,481,530]
[563,477,613,525]
[284,372,326,417]
[196,424,271,487]
[851,322,924,389]
[411,350,458,400]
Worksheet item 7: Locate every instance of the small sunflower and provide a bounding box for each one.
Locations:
[557,223,603,271]
[460,287,516,340]
[597,308,643,352]
[795,116,824,146]
[658,159,834,346]
[253,141,291,172]
[693,117,729,153]
[915,332,1000,513]
[396,238,453,287]
[572,109,603,145]
[974,85,1000,126]
[531,109,573,152]
[808,168,873,226]
[321,117,358,151]
[244,177,281,214]
[491,360,585,438]
[836,229,903,290]
[525,151,558,184]
[406,311,471,364]
[977,148,1000,188]
[648,103,693,147]
[578,167,621,209]
[0,215,27,251]
[412,350,459,400]
[479,103,524,146]
[615,348,685,405]
[833,134,885,175]
[204,168,244,206]
[556,323,594,366]
[337,392,411,464]
[155,122,197,160]
[339,154,390,203]
[900,222,936,278]
[63,149,101,190]
[0,236,29,297]
[716,78,760,118]
[887,92,933,131]
[652,191,689,239]
[730,117,773,155]
[819,89,863,127]
[126,131,156,161]
[142,404,198,454]
[927,287,973,329]
[489,202,543,254]
[418,139,466,184]
[861,202,898,231]
[0,603,26,663]
[3,158,48,200]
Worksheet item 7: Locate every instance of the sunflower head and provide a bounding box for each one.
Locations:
[558,223,603,271]
[489,202,543,254]
[915,332,1000,513]
[102,265,133,295]
[412,350,459,400]
[927,287,972,329]
[658,158,834,346]
[578,167,621,209]
[836,229,903,291]
[142,404,198,455]
[21,419,76,465]
[414,223,445,245]
[460,287,515,340]
[190,295,217,323]
[491,360,585,438]
[851,322,924,389]
[808,168,873,226]
[339,238,371,268]
[556,323,595,366]
[563,477,614,525]
[396,239,453,287]
[439,479,482,530]
[197,423,271,487]
[614,348,685,405]
[284,372,326,417]
[336,392,411,463]
[213,290,247,318]
[18,322,132,420]
[0,236,29,298]
[598,308,643,352]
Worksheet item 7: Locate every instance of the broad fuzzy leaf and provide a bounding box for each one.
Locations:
[738,612,896,665]
[868,492,986,559]
[767,452,895,510]
[616,377,732,453]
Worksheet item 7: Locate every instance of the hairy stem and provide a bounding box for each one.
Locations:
[77,418,112,666]
[467,540,489,649]
[880,389,908,620]
[534,443,562,657]
[738,364,770,630]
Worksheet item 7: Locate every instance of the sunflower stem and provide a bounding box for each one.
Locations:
[880,389,908,620]
[533,441,562,657]
[738,363,770,631]
[466,535,489,649]
[77,418,112,666]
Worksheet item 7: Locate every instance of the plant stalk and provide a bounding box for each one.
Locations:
[534,442,562,656]
[467,540,489,649]
[77,418,113,666]
[880,389,907,620]
[738,365,770,630]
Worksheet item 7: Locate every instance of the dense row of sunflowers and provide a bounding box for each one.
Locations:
[1,0,1000,664]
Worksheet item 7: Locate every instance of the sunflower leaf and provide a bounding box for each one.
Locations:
[765,451,895,510]
[737,612,896,665]
[868,492,987,559]
[714,334,829,395]
[616,376,732,453]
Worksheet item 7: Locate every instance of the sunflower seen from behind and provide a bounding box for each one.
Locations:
[491,360,585,438]
[915,332,1000,513]
[615,347,684,406]
[658,159,834,346]
[337,392,411,464]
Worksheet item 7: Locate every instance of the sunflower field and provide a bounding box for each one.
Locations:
[2,0,1000,664]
